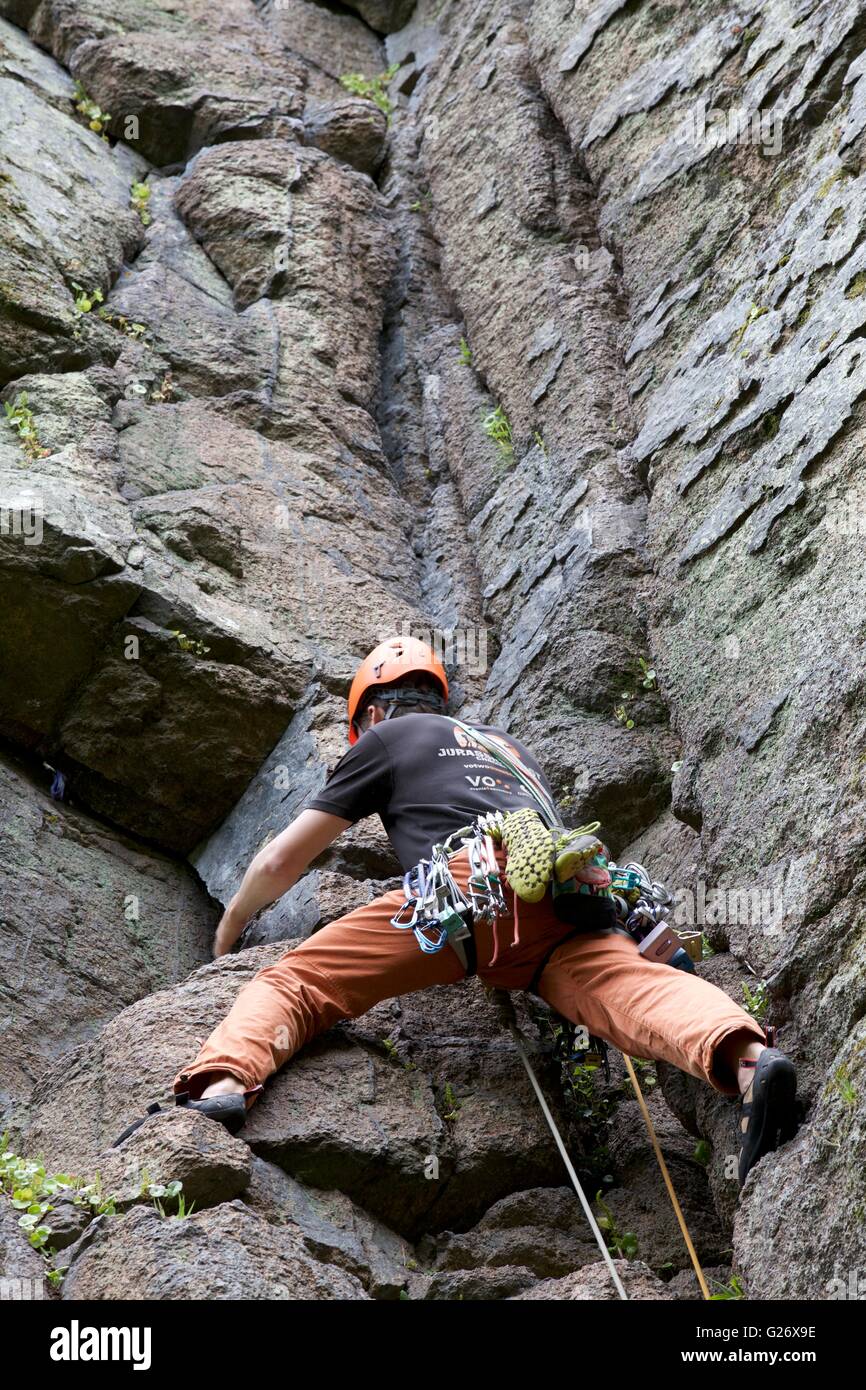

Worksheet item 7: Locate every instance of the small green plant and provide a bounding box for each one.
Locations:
[3,392,50,462]
[382,1038,399,1064]
[637,656,657,691]
[533,430,548,459]
[96,306,148,340]
[144,1179,195,1218]
[594,1191,638,1259]
[709,1273,745,1300]
[72,282,104,314]
[130,180,151,226]
[0,1137,117,1252]
[629,1058,657,1091]
[614,702,635,731]
[694,1139,711,1166]
[742,979,768,1022]
[442,1082,461,1121]
[72,80,111,137]
[339,63,400,118]
[701,933,716,960]
[170,630,211,656]
[829,1061,857,1106]
[458,336,472,365]
[481,404,514,469]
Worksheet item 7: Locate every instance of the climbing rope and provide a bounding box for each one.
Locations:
[493,990,712,1301]
[491,989,629,1301]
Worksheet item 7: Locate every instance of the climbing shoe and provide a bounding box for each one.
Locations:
[501,807,555,903]
[553,822,605,884]
[175,1090,253,1135]
[738,1046,798,1187]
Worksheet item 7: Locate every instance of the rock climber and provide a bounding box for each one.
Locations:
[170,635,797,1188]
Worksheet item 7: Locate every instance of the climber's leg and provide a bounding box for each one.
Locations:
[535,928,766,1095]
[172,875,466,1104]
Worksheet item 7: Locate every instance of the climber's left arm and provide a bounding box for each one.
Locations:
[212,808,351,957]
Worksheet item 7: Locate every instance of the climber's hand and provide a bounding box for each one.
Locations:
[213,907,247,958]
[210,810,352,959]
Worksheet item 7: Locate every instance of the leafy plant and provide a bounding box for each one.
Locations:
[594,1190,638,1259]
[72,80,111,137]
[694,1139,711,1166]
[442,1082,461,1121]
[3,392,50,462]
[138,1173,195,1218]
[614,703,635,731]
[829,1061,857,1106]
[709,1274,745,1300]
[458,336,472,365]
[72,282,104,314]
[638,656,657,691]
[97,306,148,340]
[533,430,548,459]
[629,1059,657,1091]
[0,1137,117,1253]
[339,63,400,119]
[382,1038,399,1064]
[742,979,768,1022]
[481,404,514,469]
[170,630,211,657]
[130,180,151,226]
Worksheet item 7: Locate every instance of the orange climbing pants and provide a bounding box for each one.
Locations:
[173,845,765,1104]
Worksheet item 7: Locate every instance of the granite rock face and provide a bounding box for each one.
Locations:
[1,0,863,1301]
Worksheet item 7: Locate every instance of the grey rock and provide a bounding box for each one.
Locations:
[61,1200,368,1300]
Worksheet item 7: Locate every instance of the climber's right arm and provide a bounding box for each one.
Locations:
[212,809,352,957]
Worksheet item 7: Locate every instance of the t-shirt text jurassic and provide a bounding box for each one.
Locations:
[306,713,556,871]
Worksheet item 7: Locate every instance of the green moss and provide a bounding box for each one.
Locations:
[845,271,866,299]
[730,302,769,349]
[817,167,851,199]
[759,411,779,440]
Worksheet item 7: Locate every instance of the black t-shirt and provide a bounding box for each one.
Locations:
[306,713,556,871]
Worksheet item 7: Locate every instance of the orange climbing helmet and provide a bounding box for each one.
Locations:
[347,635,449,744]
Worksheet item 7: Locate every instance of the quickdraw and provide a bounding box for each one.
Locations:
[389,819,507,971]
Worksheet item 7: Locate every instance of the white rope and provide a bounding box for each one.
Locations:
[500,1011,629,1300]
